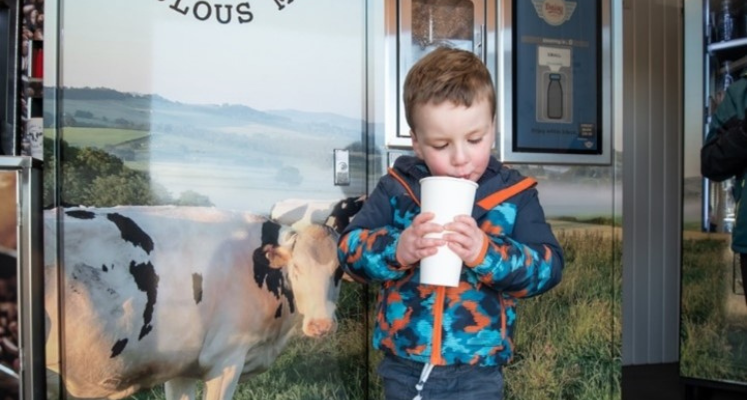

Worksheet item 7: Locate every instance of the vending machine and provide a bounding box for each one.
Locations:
[680,0,747,391]
[0,157,45,399]
[703,0,746,234]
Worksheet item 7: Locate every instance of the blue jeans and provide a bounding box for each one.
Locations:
[377,355,504,400]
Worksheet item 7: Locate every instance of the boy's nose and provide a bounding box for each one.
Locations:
[451,146,469,165]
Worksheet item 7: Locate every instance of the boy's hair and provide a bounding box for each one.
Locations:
[403,46,496,132]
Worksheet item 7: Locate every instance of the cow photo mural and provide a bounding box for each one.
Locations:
[38,1,626,399]
[42,0,368,399]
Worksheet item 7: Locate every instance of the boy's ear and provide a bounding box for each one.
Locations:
[489,118,497,147]
[410,130,424,158]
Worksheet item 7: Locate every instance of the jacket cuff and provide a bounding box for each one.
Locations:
[465,232,491,268]
[385,234,412,271]
[389,252,412,271]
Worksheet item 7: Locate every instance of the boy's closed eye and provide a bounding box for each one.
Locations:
[432,137,483,148]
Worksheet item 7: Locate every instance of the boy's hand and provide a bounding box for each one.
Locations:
[396,212,445,266]
[443,215,485,265]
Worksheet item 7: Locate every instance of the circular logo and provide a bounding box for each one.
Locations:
[542,0,567,26]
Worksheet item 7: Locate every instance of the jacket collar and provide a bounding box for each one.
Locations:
[391,155,503,184]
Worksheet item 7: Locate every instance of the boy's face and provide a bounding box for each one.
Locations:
[410,99,495,183]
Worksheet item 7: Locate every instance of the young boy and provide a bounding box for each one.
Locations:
[338,46,564,400]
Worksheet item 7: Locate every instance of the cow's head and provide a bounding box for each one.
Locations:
[325,195,366,234]
[266,224,341,338]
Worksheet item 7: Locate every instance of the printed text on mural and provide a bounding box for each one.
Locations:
[158,0,295,24]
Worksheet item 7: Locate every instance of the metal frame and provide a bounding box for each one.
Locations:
[0,156,45,398]
[0,0,19,156]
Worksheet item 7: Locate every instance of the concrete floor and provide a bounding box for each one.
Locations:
[622,363,747,400]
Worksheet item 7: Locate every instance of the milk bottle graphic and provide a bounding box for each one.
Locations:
[537,46,571,122]
[547,73,563,119]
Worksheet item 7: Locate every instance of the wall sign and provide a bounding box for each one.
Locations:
[504,0,607,165]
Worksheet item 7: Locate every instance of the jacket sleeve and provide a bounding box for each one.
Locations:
[701,116,747,182]
[467,188,564,298]
[337,180,410,283]
[701,83,747,182]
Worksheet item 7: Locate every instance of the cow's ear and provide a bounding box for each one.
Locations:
[278,226,297,246]
[264,244,292,269]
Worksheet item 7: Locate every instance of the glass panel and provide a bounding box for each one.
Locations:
[392,0,483,145]
[375,1,620,398]
[45,1,368,399]
[0,158,44,399]
[0,0,19,156]
[0,171,18,399]
[411,0,475,58]
[502,163,622,399]
[680,0,747,385]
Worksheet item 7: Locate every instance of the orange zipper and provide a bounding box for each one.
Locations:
[431,286,446,365]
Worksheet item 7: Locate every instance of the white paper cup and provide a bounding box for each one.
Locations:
[419,177,478,287]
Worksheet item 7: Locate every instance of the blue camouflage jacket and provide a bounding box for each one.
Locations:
[338,155,564,367]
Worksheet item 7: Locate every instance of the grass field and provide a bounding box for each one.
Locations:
[680,237,747,383]
[363,230,624,400]
[122,230,622,400]
[59,127,150,149]
[58,226,746,399]
[504,230,622,400]
[129,282,369,400]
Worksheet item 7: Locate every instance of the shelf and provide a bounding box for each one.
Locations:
[19,0,45,160]
[708,37,747,53]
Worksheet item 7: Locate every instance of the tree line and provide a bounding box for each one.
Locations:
[42,138,213,209]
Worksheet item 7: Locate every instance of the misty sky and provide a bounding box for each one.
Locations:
[44,1,704,177]
[57,0,365,119]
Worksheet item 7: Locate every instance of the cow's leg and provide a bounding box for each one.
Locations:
[201,362,242,400]
[164,378,197,400]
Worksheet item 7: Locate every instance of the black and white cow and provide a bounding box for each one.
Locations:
[43,206,343,399]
